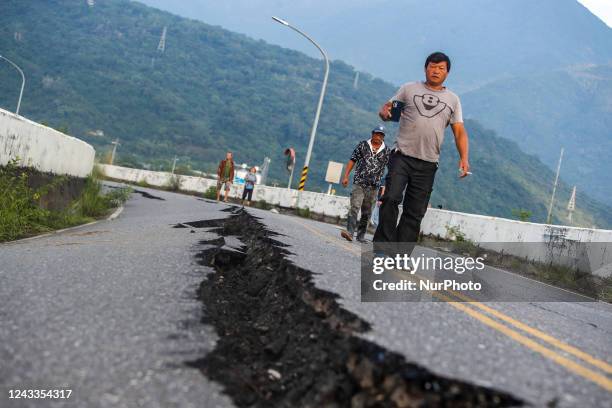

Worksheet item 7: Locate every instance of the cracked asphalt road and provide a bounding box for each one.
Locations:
[1,184,233,408]
[246,207,612,407]
[2,186,611,407]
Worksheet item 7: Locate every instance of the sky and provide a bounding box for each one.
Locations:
[577,0,612,27]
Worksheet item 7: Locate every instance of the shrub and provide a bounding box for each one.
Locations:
[511,208,532,222]
[0,160,51,241]
[444,224,466,242]
[203,186,217,200]
[296,207,311,218]
[0,160,132,242]
[79,176,107,217]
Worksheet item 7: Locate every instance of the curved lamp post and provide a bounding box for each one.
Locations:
[272,17,329,191]
[0,55,25,115]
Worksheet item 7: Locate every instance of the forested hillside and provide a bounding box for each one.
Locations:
[138,0,612,206]
[0,0,609,227]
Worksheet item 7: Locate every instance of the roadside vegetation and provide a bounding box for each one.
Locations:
[0,161,131,242]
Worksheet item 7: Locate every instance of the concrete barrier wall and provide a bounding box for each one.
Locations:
[421,209,612,277]
[0,108,95,177]
[101,164,611,276]
[99,164,350,217]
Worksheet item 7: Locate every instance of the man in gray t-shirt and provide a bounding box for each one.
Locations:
[373,52,470,246]
[392,81,463,162]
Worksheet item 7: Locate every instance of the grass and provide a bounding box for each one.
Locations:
[0,161,132,242]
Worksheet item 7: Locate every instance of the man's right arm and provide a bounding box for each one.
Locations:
[342,160,355,187]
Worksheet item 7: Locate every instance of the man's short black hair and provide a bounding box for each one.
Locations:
[425,52,451,72]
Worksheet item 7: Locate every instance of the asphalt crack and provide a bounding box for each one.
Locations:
[185,208,524,407]
[134,189,165,200]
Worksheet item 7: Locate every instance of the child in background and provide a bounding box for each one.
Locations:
[242,167,257,206]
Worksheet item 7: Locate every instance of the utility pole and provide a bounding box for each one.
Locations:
[567,186,576,223]
[171,155,178,174]
[260,157,271,185]
[110,138,120,165]
[157,26,167,53]
[546,147,564,224]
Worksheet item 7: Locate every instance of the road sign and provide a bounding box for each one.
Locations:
[325,161,343,184]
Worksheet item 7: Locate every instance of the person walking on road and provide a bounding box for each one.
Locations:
[216,152,235,202]
[374,52,470,246]
[341,125,391,243]
[241,167,257,207]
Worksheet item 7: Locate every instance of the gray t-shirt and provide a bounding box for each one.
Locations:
[391,81,463,162]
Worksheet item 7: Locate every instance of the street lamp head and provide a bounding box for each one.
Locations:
[272,16,289,26]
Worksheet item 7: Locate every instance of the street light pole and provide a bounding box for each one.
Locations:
[0,54,26,115]
[272,16,329,191]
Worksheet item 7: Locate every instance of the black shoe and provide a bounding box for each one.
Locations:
[356,235,368,243]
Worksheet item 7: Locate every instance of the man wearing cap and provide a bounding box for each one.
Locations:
[341,125,391,242]
[375,51,470,245]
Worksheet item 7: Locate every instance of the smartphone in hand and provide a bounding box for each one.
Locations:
[390,100,404,122]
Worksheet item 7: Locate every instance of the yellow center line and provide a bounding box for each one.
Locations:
[289,217,612,391]
[431,288,612,392]
[446,289,612,374]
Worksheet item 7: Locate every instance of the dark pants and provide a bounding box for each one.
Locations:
[373,152,437,243]
[347,185,378,236]
[242,187,253,201]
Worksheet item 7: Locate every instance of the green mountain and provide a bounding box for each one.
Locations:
[433,120,609,228]
[138,0,612,208]
[137,0,612,91]
[1,0,610,228]
[461,64,612,206]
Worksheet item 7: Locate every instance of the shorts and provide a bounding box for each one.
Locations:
[217,180,231,191]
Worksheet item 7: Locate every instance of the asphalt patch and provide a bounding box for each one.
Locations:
[186,210,524,407]
[134,189,165,200]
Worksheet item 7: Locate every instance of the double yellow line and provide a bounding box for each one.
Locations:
[290,218,612,392]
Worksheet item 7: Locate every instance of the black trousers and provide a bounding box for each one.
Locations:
[242,187,253,201]
[373,152,437,243]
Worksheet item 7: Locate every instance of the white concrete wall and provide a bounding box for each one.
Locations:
[99,164,350,218]
[100,164,611,276]
[421,209,612,277]
[0,108,95,178]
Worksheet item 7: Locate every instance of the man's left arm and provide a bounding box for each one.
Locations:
[450,122,470,178]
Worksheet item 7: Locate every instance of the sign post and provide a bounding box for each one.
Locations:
[325,161,343,196]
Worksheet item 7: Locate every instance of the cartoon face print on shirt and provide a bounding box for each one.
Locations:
[413,93,447,118]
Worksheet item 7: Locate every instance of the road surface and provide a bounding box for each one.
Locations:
[1,185,611,407]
